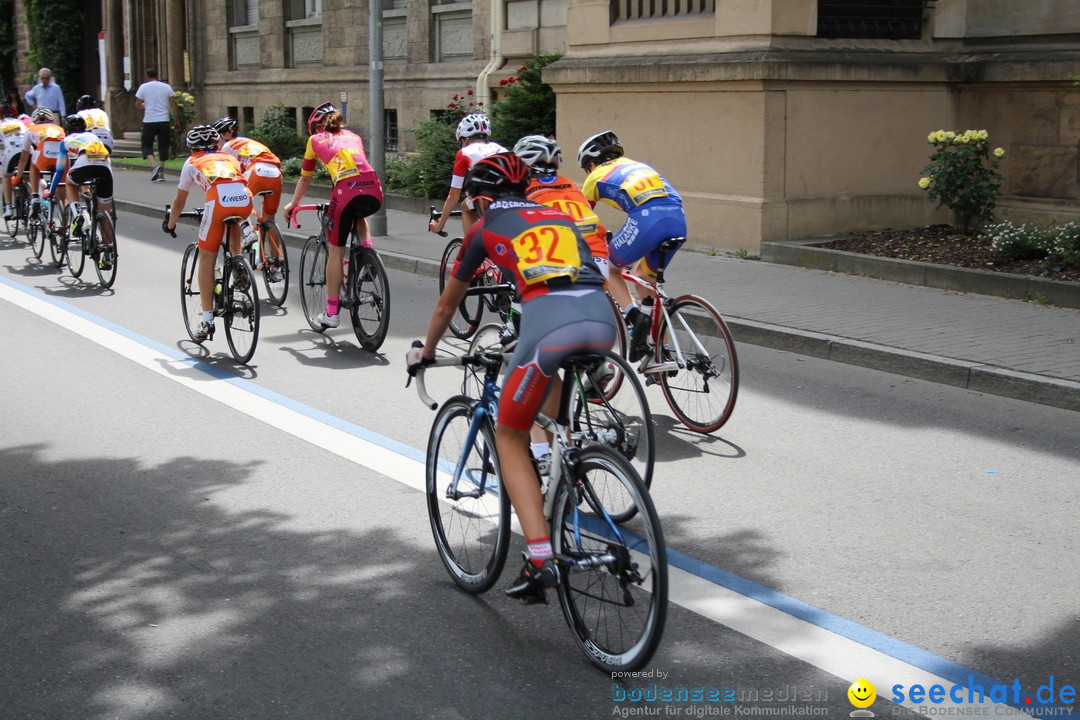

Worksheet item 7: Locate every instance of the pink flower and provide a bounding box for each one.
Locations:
[467,89,474,95]
[518,66,527,73]
[499,78,508,86]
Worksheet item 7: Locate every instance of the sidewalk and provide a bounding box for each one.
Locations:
[112,165,1080,413]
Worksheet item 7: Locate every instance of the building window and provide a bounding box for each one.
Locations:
[610,0,714,22]
[306,0,322,18]
[816,0,931,40]
[230,0,259,26]
[227,106,239,125]
[229,0,260,70]
[282,107,298,131]
[385,109,399,152]
[285,0,324,67]
[432,2,473,62]
[243,106,255,129]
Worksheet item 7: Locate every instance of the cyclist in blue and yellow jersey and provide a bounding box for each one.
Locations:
[1,104,28,219]
[45,115,113,239]
[75,95,115,153]
[578,130,687,361]
[408,152,616,605]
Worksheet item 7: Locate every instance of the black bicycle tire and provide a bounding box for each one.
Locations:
[93,210,118,288]
[656,295,739,434]
[426,396,511,594]
[28,200,45,259]
[349,246,391,351]
[58,204,82,276]
[223,256,260,364]
[552,445,667,672]
[179,243,204,343]
[439,237,482,339]
[569,350,655,522]
[261,221,289,306]
[298,236,328,332]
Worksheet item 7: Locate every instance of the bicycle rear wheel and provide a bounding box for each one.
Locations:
[3,198,16,238]
[49,201,71,272]
[224,256,260,364]
[463,322,509,397]
[552,445,667,672]
[28,201,45,259]
[350,246,391,351]
[439,237,482,339]
[426,396,511,594]
[180,243,205,343]
[655,295,739,433]
[569,352,654,522]
[93,211,118,288]
[298,236,328,332]
[260,221,289,306]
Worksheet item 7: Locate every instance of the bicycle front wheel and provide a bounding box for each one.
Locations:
[349,246,391,351]
[569,352,655,522]
[298,236,327,332]
[655,295,739,433]
[463,322,508,397]
[552,445,667,672]
[180,243,205,343]
[439,237,481,339]
[50,202,73,272]
[224,256,260,364]
[3,198,16,238]
[93,211,118,288]
[426,396,511,594]
[260,221,289,306]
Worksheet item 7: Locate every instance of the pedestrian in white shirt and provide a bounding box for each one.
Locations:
[134,68,179,182]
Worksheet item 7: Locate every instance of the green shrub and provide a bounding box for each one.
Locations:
[280,156,302,179]
[490,53,562,147]
[169,91,197,158]
[986,221,1053,261]
[248,105,307,160]
[919,129,1004,233]
[1048,222,1080,269]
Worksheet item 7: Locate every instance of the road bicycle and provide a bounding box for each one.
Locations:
[26,172,54,261]
[245,199,289,306]
[166,205,261,365]
[617,237,739,434]
[463,284,652,510]
[292,203,390,352]
[65,176,118,288]
[5,172,31,239]
[431,206,508,340]
[411,347,667,671]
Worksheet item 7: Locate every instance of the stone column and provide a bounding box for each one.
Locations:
[166,0,185,89]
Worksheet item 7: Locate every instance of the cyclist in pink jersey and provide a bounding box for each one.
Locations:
[283,102,383,329]
[428,113,506,237]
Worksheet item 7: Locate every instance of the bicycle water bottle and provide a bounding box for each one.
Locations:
[509,301,522,334]
[214,265,223,296]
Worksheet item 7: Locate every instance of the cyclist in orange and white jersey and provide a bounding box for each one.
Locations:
[45,115,113,238]
[164,125,253,342]
[1,104,28,219]
[75,95,115,153]
[428,113,506,237]
[283,102,383,329]
[14,108,65,211]
[578,130,687,361]
[513,134,609,280]
[212,116,282,254]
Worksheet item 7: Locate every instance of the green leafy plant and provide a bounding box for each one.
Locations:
[23,0,84,113]
[1047,221,1080,269]
[169,91,197,157]
[490,53,562,146]
[248,105,307,160]
[986,221,1053,262]
[918,129,1004,233]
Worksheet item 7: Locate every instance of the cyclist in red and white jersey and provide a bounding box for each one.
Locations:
[428,113,506,237]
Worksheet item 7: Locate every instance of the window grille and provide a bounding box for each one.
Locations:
[610,0,715,22]
[817,0,932,40]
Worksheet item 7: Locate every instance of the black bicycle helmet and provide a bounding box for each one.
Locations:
[465,152,530,200]
[76,95,95,111]
[577,130,623,169]
[213,116,238,136]
[65,114,86,134]
[186,124,220,152]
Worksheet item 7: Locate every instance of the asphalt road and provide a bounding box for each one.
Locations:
[1,210,1077,720]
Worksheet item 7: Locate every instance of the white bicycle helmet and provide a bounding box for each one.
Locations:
[577,130,623,169]
[31,107,54,124]
[186,124,220,152]
[513,135,562,174]
[456,113,491,141]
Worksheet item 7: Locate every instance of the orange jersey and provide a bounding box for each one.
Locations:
[223,136,280,172]
[178,151,246,194]
[524,174,608,260]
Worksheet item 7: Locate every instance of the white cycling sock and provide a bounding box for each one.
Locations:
[530,442,550,459]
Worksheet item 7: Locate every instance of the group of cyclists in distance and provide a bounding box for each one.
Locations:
[5,93,688,605]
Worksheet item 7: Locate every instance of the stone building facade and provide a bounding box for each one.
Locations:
[24,1,1080,251]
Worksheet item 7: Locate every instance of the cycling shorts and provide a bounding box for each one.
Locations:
[4,151,18,175]
[326,170,383,247]
[198,181,252,253]
[244,162,282,219]
[498,289,617,431]
[608,204,686,272]
[68,165,114,202]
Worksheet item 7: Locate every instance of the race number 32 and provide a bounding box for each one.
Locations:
[511,224,581,284]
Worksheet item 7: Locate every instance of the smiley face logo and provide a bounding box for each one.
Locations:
[848,679,876,708]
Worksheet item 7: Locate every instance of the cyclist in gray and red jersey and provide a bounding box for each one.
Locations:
[408,152,616,604]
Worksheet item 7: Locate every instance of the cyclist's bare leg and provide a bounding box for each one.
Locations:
[2,175,11,206]
[228,223,243,257]
[607,264,636,311]
[29,166,40,197]
[325,243,345,304]
[632,259,659,304]
[529,376,561,447]
[495,423,548,541]
[461,200,478,235]
[197,249,216,313]
[354,215,371,247]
